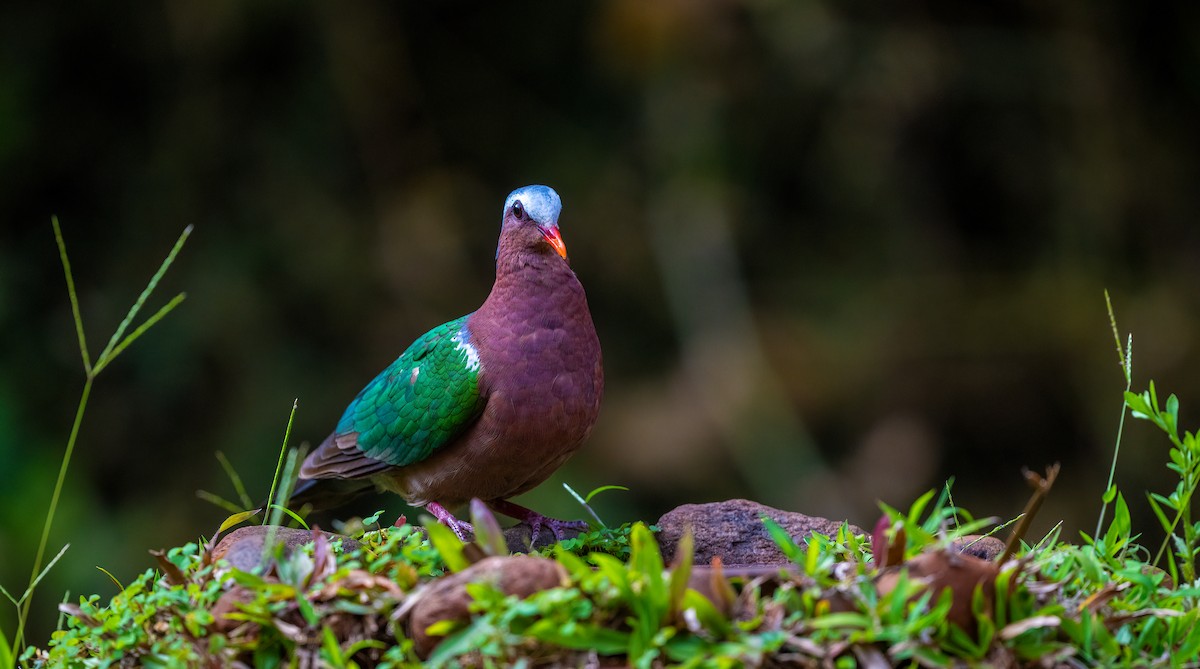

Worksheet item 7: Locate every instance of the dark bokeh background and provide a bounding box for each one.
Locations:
[4,0,1200,645]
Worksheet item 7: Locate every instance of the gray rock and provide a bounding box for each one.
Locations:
[209,526,360,571]
[656,499,865,566]
[950,535,1006,561]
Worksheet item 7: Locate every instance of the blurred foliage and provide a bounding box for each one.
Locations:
[2,0,1200,647]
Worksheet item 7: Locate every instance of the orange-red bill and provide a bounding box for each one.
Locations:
[541,226,568,259]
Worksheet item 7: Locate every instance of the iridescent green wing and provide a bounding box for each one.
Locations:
[336,314,485,468]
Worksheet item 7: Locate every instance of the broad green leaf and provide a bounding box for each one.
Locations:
[361,509,385,527]
[423,519,469,573]
[526,619,630,654]
[218,509,261,535]
[469,499,507,557]
[1102,483,1118,504]
[0,628,12,669]
[761,516,804,565]
[321,626,345,666]
[907,488,937,527]
[667,529,693,618]
[681,589,733,636]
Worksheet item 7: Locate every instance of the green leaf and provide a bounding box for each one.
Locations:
[321,626,345,667]
[805,612,871,630]
[526,619,630,654]
[761,516,804,565]
[424,518,469,573]
[0,628,12,669]
[907,488,937,527]
[426,616,491,668]
[266,504,309,530]
[1101,483,1117,504]
[470,498,507,556]
[666,530,693,618]
[681,589,733,637]
[1102,492,1131,556]
[584,485,629,503]
[360,509,385,527]
[217,509,261,535]
[1125,390,1151,417]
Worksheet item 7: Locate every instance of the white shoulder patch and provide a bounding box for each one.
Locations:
[452,328,482,372]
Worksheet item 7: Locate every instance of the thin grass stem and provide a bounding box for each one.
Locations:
[563,482,606,528]
[11,220,191,655]
[261,448,303,569]
[264,400,299,525]
[196,490,248,515]
[94,225,192,370]
[215,451,253,509]
[95,567,123,592]
[1096,293,1132,539]
[52,217,91,375]
[92,292,187,375]
[16,378,90,648]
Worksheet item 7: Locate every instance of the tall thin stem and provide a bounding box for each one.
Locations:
[15,378,92,649]
[1095,292,1132,539]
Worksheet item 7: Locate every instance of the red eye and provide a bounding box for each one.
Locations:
[512,200,525,220]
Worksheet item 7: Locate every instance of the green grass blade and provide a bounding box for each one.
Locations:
[1095,293,1133,541]
[261,448,303,569]
[0,625,11,669]
[92,292,186,375]
[424,519,469,573]
[196,489,248,515]
[216,451,254,509]
[469,499,507,556]
[264,399,299,526]
[585,484,630,503]
[94,224,192,370]
[95,566,123,592]
[51,216,92,375]
[266,504,310,530]
[18,543,71,606]
[16,378,91,648]
[563,482,606,527]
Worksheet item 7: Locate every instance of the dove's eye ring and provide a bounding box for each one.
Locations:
[512,200,525,220]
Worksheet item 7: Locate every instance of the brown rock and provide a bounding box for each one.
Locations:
[656,499,865,566]
[209,526,360,571]
[875,549,1000,634]
[210,586,256,634]
[409,555,568,657]
[950,535,1006,561]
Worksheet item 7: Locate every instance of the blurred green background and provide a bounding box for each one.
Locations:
[3,0,1200,645]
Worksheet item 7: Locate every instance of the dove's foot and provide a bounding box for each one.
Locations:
[487,498,589,543]
[425,501,474,541]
